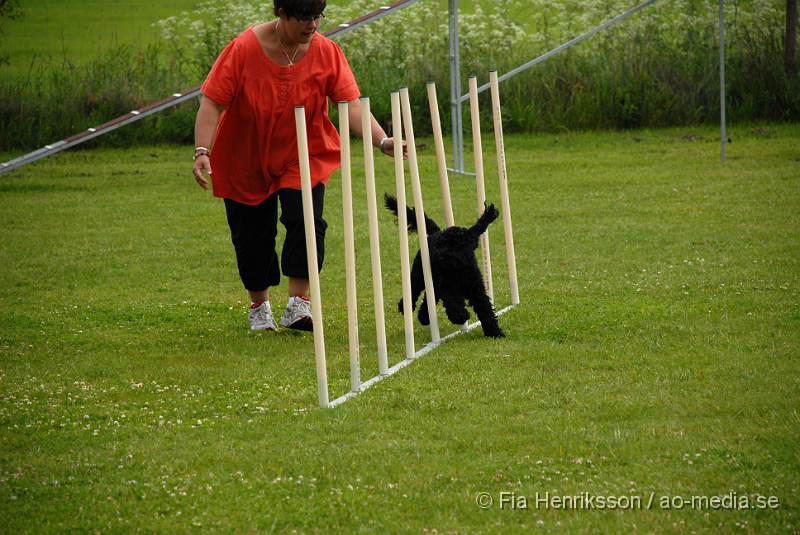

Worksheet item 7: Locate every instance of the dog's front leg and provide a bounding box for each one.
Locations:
[442,294,470,325]
[417,293,430,325]
[468,290,505,338]
[399,253,425,315]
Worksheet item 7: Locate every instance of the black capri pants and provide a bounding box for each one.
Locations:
[223,184,327,292]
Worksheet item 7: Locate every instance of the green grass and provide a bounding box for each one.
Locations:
[1,0,200,78]
[1,125,799,532]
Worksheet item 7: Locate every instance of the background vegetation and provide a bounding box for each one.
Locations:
[0,0,798,153]
[1,126,798,532]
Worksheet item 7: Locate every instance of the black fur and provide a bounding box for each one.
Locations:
[384,194,505,338]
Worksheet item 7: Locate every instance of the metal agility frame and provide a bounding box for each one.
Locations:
[296,75,519,408]
[447,0,729,170]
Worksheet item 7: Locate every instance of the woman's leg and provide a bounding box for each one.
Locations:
[278,183,327,294]
[287,277,309,298]
[277,184,327,330]
[224,195,281,310]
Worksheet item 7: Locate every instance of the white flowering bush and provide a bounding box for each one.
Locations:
[3,0,791,150]
[150,0,796,131]
[153,2,274,75]
[154,1,532,82]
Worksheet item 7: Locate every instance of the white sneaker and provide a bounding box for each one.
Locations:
[248,301,277,331]
[279,296,313,331]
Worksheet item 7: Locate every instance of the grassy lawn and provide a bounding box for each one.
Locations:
[1,0,200,78]
[0,124,798,532]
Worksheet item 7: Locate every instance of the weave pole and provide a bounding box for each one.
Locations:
[428,81,469,331]
[468,76,494,302]
[391,92,416,360]
[426,82,455,228]
[361,97,390,376]
[327,80,519,409]
[294,106,329,408]
[400,87,440,343]
[489,71,519,306]
[338,102,361,392]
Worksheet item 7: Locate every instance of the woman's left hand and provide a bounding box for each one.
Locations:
[379,137,408,160]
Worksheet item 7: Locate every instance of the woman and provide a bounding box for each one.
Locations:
[192,0,399,332]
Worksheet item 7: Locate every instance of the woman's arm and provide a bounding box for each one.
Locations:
[192,96,226,190]
[347,98,405,158]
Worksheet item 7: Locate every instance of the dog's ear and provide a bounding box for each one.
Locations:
[384,193,398,214]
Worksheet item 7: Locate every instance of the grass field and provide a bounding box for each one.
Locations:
[1,124,798,532]
[1,0,200,78]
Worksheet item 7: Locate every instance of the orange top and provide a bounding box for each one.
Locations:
[201,27,360,205]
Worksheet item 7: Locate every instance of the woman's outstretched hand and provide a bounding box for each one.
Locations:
[380,137,408,160]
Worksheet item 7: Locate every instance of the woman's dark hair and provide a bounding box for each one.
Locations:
[273,0,326,19]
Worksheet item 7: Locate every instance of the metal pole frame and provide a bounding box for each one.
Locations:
[448,0,466,175]
[459,0,661,103]
[719,0,726,163]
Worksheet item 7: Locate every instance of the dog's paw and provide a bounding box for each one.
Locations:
[483,325,505,338]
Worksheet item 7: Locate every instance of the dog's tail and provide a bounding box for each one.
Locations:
[384,194,441,235]
[467,202,500,242]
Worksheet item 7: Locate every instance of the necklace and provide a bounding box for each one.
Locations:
[276,20,300,65]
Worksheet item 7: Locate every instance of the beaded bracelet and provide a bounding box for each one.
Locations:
[193,147,210,161]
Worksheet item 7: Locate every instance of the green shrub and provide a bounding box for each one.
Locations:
[0,42,196,151]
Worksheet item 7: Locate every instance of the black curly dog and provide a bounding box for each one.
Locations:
[384,194,505,338]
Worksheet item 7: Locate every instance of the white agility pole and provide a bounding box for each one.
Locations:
[489,71,520,306]
[325,84,521,409]
[294,106,329,408]
[468,76,494,302]
[361,97,389,376]
[391,92,416,360]
[400,87,440,343]
[338,101,361,392]
[429,81,469,331]
[426,82,455,228]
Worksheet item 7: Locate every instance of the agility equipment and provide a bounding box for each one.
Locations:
[295,77,518,408]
